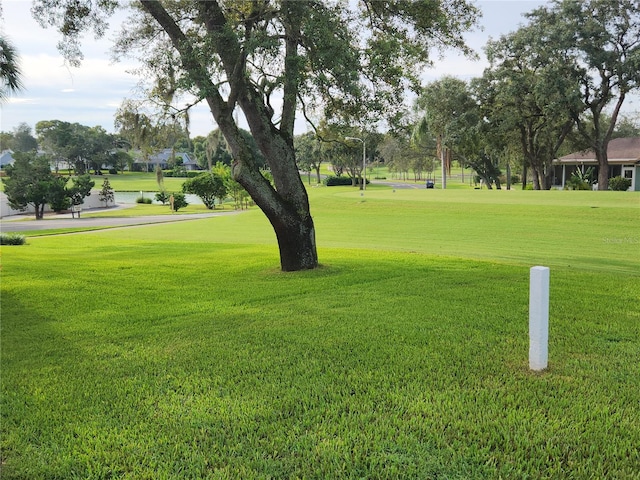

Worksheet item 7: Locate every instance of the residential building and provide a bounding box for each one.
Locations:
[553,137,640,191]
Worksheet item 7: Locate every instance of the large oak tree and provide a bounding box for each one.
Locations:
[33,0,478,270]
[479,24,576,190]
[526,0,640,190]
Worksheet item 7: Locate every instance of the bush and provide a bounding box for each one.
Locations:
[186,170,203,178]
[566,167,595,190]
[566,177,590,190]
[323,176,370,186]
[155,191,170,205]
[170,192,188,211]
[172,166,187,177]
[609,176,632,191]
[136,196,153,204]
[0,233,26,245]
[108,168,118,175]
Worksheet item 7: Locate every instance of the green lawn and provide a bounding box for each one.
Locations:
[92,172,188,192]
[2,187,639,479]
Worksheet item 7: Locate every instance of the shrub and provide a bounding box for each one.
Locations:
[108,168,118,175]
[324,176,370,186]
[609,176,632,191]
[136,196,152,204]
[566,177,590,190]
[155,191,170,205]
[0,233,26,245]
[170,192,188,211]
[566,167,595,190]
[172,166,187,177]
[186,170,203,178]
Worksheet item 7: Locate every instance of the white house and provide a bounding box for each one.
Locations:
[0,149,14,168]
[553,137,640,191]
[134,148,200,171]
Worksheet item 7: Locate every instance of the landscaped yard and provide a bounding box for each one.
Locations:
[1,186,639,478]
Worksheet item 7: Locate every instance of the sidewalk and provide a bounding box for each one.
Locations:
[1,205,239,233]
[1,203,134,222]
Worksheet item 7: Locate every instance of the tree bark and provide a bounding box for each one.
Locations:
[141,0,318,271]
[35,203,45,220]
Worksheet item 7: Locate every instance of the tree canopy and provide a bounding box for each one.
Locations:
[0,35,23,102]
[523,0,640,189]
[33,0,480,270]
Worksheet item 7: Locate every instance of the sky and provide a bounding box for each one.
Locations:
[1,0,637,138]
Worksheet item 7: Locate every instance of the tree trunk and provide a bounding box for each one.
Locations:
[269,208,318,271]
[531,166,541,190]
[35,203,45,220]
[141,0,319,271]
[597,158,609,190]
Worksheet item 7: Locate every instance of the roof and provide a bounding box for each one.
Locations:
[555,137,640,165]
[135,148,198,166]
[0,150,14,167]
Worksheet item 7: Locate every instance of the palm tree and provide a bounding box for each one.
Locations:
[0,35,23,103]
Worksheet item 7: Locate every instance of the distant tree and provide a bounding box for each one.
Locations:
[155,191,170,205]
[170,192,188,212]
[380,133,414,181]
[295,132,325,185]
[84,126,113,173]
[0,35,23,102]
[2,152,54,219]
[414,77,478,189]
[612,115,640,139]
[226,177,250,210]
[68,174,95,206]
[155,164,165,191]
[36,120,113,174]
[477,26,576,190]
[35,120,74,172]
[114,101,159,171]
[2,151,95,217]
[466,153,502,189]
[526,0,640,190]
[48,175,71,212]
[110,150,132,173]
[11,123,38,152]
[182,172,227,210]
[0,131,12,150]
[99,177,115,207]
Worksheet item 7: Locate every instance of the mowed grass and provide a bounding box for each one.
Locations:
[1,187,639,478]
[92,172,187,192]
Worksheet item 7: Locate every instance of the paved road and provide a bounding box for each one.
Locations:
[1,209,240,233]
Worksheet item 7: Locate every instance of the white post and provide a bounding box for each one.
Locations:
[529,266,549,371]
[440,140,447,190]
[362,141,366,191]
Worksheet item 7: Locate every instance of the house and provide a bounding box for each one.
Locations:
[553,137,640,191]
[134,148,201,171]
[0,149,14,168]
